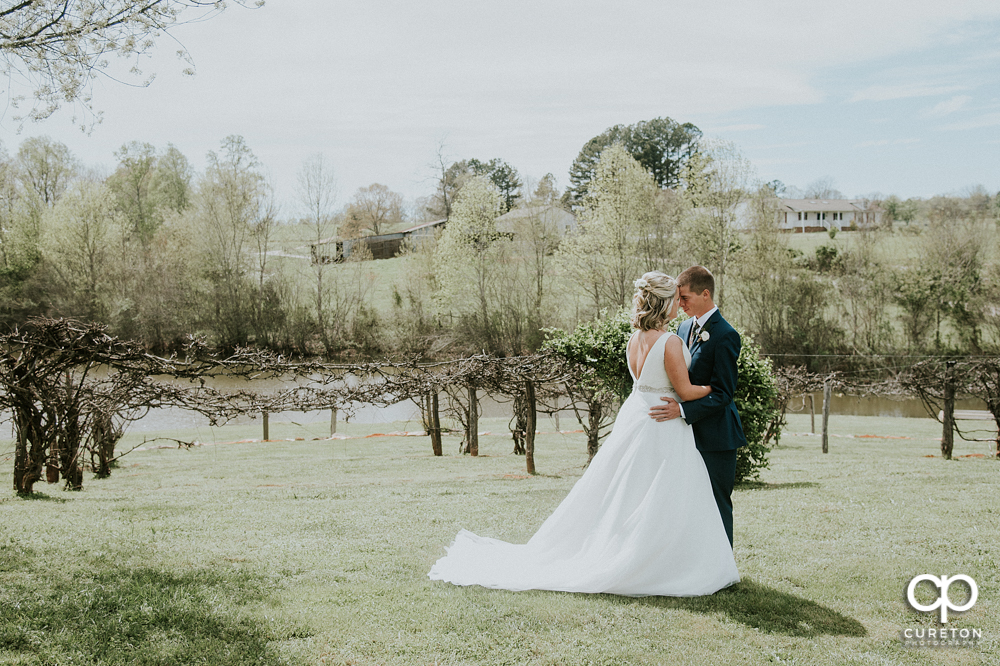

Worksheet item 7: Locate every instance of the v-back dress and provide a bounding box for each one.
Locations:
[428,331,739,596]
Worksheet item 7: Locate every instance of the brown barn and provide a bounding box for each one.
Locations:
[309,219,446,264]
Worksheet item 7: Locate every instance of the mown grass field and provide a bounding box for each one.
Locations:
[1,412,997,665]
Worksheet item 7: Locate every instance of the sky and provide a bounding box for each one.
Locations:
[2,0,999,215]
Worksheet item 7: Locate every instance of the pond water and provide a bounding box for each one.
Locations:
[4,373,984,439]
[116,372,530,433]
[124,385,986,434]
[793,392,986,420]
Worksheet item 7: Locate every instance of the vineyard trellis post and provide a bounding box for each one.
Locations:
[821,379,831,454]
[942,361,956,460]
[466,386,479,456]
[809,393,815,434]
[524,379,537,475]
[511,390,527,455]
[430,391,442,456]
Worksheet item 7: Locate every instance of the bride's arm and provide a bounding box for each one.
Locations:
[663,335,711,401]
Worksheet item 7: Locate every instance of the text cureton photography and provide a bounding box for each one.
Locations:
[900,627,982,648]
[901,574,983,648]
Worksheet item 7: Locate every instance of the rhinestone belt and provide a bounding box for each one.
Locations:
[634,384,675,394]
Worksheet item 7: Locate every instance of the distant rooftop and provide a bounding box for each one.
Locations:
[778,199,868,212]
[496,204,572,220]
[400,218,446,233]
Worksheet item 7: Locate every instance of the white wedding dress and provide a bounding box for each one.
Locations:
[428,332,739,596]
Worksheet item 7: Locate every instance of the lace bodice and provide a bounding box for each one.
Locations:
[627,331,691,395]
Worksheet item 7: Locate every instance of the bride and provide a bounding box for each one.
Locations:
[428,271,739,596]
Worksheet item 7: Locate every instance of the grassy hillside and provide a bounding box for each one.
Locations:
[258,223,1000,357]
[1,414,996,664]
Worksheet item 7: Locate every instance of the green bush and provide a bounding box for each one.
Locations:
[547,308,778,482]
[733,333,780,482]
[814,244,839,272]
[543,308,634,401]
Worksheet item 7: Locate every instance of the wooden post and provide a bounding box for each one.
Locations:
[808,393,815,434]
[587,398,602,462]
[422,394,431,434]
[262,412,269,441]
[430,391,442,457]
[12,414,26,494]
[553,394,560,432]
[525,380,537,475]
[821,380,831,454]
[467,386,479,457]
[330,407,337,435]
[942,361,956,460]
[45,445,59,484]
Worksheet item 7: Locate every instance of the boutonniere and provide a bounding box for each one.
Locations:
[696,319,715,344]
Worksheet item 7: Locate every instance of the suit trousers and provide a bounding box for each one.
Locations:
[699,448,737,547]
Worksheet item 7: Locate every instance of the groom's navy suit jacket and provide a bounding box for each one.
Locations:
[678,311,747,452]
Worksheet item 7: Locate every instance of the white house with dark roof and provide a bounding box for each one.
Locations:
[777,199,880,232]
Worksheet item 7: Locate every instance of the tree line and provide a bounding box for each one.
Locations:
[1,120,999,368]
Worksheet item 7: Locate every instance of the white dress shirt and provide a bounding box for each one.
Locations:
[690,307,718,341]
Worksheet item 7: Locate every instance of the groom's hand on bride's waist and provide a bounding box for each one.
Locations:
[649,397,681,422]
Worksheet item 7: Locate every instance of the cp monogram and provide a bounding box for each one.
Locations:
[906,574,979,623]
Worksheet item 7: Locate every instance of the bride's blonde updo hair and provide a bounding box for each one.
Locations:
[631,271,678,331]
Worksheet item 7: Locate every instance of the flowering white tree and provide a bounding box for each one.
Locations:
[682,139,757,310]
[556,144,658,314]
[192,135,278,347]
[297,153,337,351]
[434,175,531,353]
[42,179,127,319]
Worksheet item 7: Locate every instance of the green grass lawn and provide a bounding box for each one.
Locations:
[269,249,414,317]
[784,228,928,264]
[264,219,417,320]
[784,226,1000,267]
[2,413,997,665]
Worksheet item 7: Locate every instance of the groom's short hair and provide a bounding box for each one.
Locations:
[677,266,715,298]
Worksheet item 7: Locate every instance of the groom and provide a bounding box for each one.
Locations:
[649,266,746,547]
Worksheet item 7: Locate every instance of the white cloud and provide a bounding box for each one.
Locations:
[706,124,766,133]
[942,113,1000,130]
[848,84,968,103]
[924,95,973,117]
[748,141,811,150]
[752,157,806,167]
[854,138,921,148]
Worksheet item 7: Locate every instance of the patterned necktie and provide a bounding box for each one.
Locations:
[689,321,700,347]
